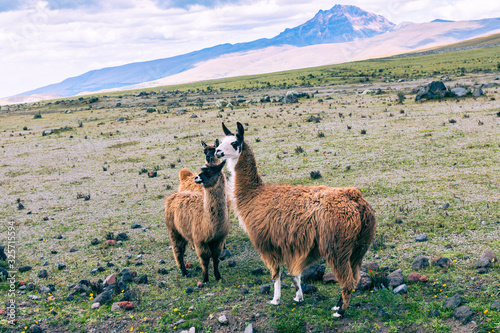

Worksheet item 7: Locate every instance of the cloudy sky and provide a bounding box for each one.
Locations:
[1,0,500,98]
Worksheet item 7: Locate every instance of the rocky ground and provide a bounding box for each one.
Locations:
[0,71,499,332]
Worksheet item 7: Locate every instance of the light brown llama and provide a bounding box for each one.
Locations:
[178,139,219,193]
[215,122,376,318]
[165,160,229,283]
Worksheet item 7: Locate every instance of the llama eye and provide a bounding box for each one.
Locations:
[231,141,240,151]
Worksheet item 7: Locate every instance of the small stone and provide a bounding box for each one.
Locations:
[19,265,32,272]
[159,259,166,264]
[219,248,232,260]
[323,272,337,284]
[393,284,407,294]
[111,302,120,311]
[66,295,74,301]
[29,324,43,333]
[241,288,249,294]
[51,249,58,254]
[175,319,185,325]
[106,262,114,267]
[117,241,123,246]
[69,246,78,252]
[131,222,142,229]
[412,256,429,270]
[473,257,492,268]
[135,261,143,266]
[387,269,404,287]
[408,272,421,282]
[218,314,228,325]
[415,234,427,242]
[186,286,194,294]
[361,262,379,272]
[103,274,117,286]
[116,233,128,241]
[301,264,326,283]
[480,248,497,262]
[244,323,253,333]
[105,240,116,246]
[142,228,147,232]
[260,284,271,294]
[57,263,66,270]
[300,283,317,294]
[395,217,404,224]
[491,300,500,311]
[118,301,134,310]
[42,261,48,266]
[429,309,440,317]
[135,274,148,284]
[29,295,39,300]
[441,202,450,210]
[443,294,461,310]
[433,257,452,268]
[477,268,488,274]
[91,268,98,275]
[120,290,136,302]
[376,308,388,318]
[38,270,48,278]
[356,271,373,290]
[158,268,169,275]
[125,252,132,259]
[453,305,475,323]
[254,278,262,285]
[91,238,99,245]
[91,302,100,309]
[251,268,264,275]
[227,260,236,267]
[419,275,428,282]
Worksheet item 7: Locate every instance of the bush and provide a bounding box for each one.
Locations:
[396,91,405,104]
[33,113,42,119]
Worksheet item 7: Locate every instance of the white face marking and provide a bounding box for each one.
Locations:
[215,135,241,161]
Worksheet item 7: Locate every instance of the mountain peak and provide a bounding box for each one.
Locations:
[272,4,395,46]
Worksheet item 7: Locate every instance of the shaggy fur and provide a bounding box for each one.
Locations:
[165,161,230,283]
[216,122,376,317]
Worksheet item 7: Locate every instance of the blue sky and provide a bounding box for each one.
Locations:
[1,0,500,98]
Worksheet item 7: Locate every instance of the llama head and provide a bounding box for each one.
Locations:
[216,122,244,160]
[201,139,220,164]
[194,160,226,188]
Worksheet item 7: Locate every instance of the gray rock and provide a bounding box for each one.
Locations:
[69,246,78,252]
[412,256,429,270]
[415,234,427,242]
[252,267,264,275]
[227,260,236,267]
[300,283,317,294]
[356,270,373,290]
[393,284,407,294]
[29,324,43,333]
[218,314,228,325]
[94,289,114,304]
[429,309,440,317]
[415,81,454,101]
[90,238,99,245]
[451,87,469,97]
[387,269,404,287]
[260,284,271,294]
[443,294,461,310]
[491,300,500,311]
[244,323,253,333]
[38,270,48,278]
[0,246,6,260]
[361,262,379,272]
[473,257,492,268]
[283,91,299,103]
[453,305,475,323]
[38,286,51,294]
[477,268,488,274]
[131,222,142,229]
[29,295,39,300]
[480,248,497,262]
[174,319,186,325]
[301,264,326,283]
[472,86,483,97]
[482,82,498,88]
[219,249,232,260]
[57,263,66,270]
[116,232,128,241]
[0,267,8,279]
[135,274,148,284]
[186,286,194,294]
[376,308,388,318]
[19,265,32,272]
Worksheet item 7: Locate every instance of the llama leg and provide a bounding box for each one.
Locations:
[196,244,212,283]
[292,274,304,302]
[201,257,210,283]
[169,232,188,277]
[330,259,355,318]
[210,242,223,281]
[269,266,281,305]
[331,295,343,311]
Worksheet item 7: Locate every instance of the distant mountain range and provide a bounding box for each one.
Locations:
[13,5,500,100]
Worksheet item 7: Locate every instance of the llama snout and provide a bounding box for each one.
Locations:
[194,175,202,184]
[215,149,224,158]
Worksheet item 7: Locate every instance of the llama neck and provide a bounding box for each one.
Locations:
[203,175,228,225]
[234,142,263,199]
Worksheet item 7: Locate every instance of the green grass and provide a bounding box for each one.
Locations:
[0,47,499,332]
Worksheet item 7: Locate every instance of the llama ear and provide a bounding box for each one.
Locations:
[201,140,207,148]
[216,159,226,172]
[236,122,244,141]
[222,122,232,136]
[214,138,220,148]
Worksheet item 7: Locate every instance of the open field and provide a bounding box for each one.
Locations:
[1,47,500,332]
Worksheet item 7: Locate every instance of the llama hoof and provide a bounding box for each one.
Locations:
[268,300,280,305]
[331,306,340,311]
[293,297,304,302]
[332,312,343,318]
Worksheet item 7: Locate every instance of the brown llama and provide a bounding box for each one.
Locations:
[164,160,229,283]
[178,139,219,192]
[215,122,376,318]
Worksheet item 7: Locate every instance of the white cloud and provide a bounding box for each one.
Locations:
[1,0,500,97]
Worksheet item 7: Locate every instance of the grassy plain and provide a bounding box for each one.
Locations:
[1,46,500,332]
